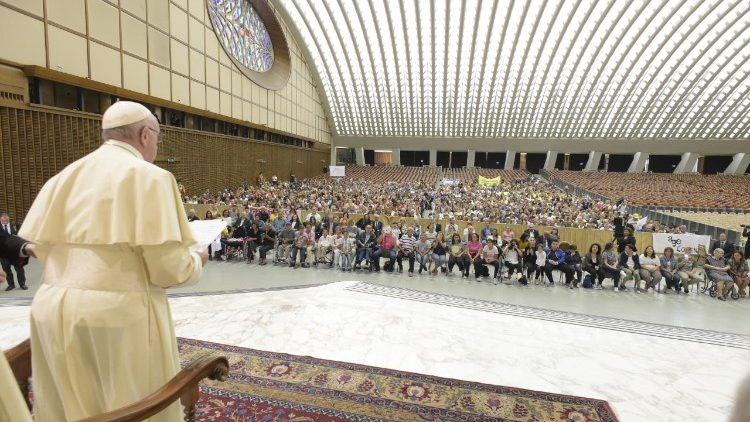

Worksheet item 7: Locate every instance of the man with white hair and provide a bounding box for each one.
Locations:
[20,101,208,421]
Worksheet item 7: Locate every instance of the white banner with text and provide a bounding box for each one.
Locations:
[652,233,711,254]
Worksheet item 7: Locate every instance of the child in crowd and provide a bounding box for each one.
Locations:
[534,243,546,284]
[568,244,583,288]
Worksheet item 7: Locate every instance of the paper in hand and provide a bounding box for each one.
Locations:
[189,219,228,251]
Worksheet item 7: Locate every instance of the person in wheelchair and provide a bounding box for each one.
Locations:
[315,228,336,267]
[220,224,247,260]
[729,251,749,298]
[705,248,734,301]
[277,222,296,264]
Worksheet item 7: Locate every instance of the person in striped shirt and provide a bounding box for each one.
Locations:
[397,227,417,276]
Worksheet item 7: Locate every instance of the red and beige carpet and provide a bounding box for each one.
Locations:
[179,338,618,422]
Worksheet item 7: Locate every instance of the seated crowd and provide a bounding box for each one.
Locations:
[193,204,748,301]
[185,169,694,233]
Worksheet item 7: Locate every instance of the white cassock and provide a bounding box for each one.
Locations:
[19,140,203,421]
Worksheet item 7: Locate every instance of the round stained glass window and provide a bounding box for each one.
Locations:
[207,0,274,73]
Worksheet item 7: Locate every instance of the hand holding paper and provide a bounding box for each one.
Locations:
[189,219,229,252]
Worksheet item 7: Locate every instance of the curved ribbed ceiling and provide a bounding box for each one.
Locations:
[275,0,750,140]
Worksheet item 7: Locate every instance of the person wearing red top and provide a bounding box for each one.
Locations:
[373,228,398,272]
[465,233,483,279]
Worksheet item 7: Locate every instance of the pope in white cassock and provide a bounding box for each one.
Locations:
[18,101,208,421]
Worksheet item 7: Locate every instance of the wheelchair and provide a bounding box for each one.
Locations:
[221,237,247,261]
[314,246,336,267]
[273,239,293,265]
[705,272,740,300]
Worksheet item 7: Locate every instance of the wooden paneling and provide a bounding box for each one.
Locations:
[0,105,328,220]
[160,127,327,195]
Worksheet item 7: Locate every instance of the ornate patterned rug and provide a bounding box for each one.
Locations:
[179,338,619,422]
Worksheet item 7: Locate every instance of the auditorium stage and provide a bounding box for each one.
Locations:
[0,277,747,421]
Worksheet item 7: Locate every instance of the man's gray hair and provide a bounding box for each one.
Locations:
[101,120,147,142]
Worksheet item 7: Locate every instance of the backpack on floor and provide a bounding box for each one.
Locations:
[480,265,490,277]
[517,276,528,285]
[582,274,593,288]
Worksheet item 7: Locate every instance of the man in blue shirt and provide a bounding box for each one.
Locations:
[544,241,574,286]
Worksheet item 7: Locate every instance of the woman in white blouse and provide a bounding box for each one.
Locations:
[639,245,662,292]
[425,223,438,244]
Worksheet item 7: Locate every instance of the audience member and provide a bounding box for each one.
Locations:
[568,244,583,287]
[431,233,448,274]
[705,248,733,301]
[601,242,621,289]
[710,232,735,255]
[0,213,27,291]
[619,244,641,291]
[544,240,573,285]
[397,227,417,276]
[729,251,748,298]
[639,246,662,292]
[583,243,604,288]
[502,239,523,281]
[480,238,501,280]
[677,246,703,293]
[660,247,681,293]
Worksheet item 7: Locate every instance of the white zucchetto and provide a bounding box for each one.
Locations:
[101,101,152,129]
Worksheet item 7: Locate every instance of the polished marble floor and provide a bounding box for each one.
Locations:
[1,261,749,421]
[5,259,750,334]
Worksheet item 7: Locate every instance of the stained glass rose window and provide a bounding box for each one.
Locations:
[207,0,274,73]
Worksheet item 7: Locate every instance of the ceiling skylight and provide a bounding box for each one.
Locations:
[275,0,750,139]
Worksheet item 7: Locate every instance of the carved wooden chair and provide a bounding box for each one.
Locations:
[5,339,229,422]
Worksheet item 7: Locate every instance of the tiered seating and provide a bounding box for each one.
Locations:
[443,168,529,185]
[662,211,749,232]
[317,165,438,185]
[549,171,750,209]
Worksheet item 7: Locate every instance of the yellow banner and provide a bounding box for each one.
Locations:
[478,175,502,186]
